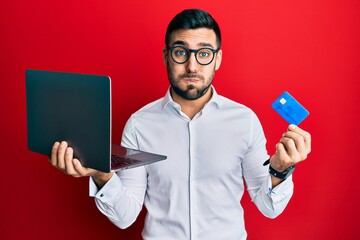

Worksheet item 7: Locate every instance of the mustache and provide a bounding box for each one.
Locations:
[179,73,204,80]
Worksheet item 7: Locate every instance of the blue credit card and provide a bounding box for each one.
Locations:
[272,91,309,125]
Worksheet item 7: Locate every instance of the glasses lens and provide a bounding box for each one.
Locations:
[196,48,214,65]
[171,46,189,64]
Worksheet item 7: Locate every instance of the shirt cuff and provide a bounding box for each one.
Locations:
[265,174,294,208]
[89,173,123,202]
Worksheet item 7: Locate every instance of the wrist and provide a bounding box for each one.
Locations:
[268,164,295,180]
[92,172,113,188]
[263,157,295,179]
[270,175,284,188]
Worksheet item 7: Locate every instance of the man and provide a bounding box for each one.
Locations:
[51,9,311,239]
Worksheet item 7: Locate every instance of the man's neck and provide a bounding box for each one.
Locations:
[171,87,213,119]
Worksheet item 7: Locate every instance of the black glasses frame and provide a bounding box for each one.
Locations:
[168,46,219,66]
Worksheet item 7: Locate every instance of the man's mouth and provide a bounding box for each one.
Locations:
[183,78,199,83]
[180,74,203,82]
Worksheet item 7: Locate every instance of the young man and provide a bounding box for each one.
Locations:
[51,9,311,239]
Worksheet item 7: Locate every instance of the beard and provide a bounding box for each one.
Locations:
[167,68,215,101]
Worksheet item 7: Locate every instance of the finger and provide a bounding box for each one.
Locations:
[63,147,78,176]
[72,159,97,177]
[272,143,292,171]
[72,159,87,176]
[279,136,299,162]
[275,142,290,162]
[283,131,307,157]
[288,125,312,153]
[57,141,68,170]
[50,142,60,167]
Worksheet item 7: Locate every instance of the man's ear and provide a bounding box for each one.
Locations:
[162,47,168,66]
[214,49,222,71]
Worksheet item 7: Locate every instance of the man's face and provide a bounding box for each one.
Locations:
[163,28,222,101]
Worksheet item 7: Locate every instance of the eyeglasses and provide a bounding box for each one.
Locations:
[168,46,219,66]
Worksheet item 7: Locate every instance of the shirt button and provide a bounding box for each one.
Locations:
[100,193,104,197]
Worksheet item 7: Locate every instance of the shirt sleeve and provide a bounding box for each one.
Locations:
[242,112,294,218]
[89,116,147,229]
[251,174,294,218]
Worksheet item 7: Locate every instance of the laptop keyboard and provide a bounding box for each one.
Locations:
[111,154,141,168]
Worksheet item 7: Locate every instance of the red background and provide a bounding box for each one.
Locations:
[1,0,359,239]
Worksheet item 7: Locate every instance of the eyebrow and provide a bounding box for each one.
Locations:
[172,40,215,49]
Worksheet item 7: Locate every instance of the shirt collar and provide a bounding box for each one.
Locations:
[162,85,222,110]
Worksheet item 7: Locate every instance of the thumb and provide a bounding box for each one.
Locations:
[275,142,288,160]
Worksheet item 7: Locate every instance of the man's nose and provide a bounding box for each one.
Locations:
[185,52,198,72]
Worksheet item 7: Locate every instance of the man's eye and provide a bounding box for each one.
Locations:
[198,51,210,58]
[176,50,186,56]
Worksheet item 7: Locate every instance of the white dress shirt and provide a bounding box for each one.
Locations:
[90,87,294,240]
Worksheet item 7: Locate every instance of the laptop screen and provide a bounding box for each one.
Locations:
[26,70,112,172]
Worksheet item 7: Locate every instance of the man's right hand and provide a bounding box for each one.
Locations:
[49,141,113,188]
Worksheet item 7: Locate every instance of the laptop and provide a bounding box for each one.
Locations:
[25,69,167,173]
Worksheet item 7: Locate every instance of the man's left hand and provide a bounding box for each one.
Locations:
[270,124,311,172]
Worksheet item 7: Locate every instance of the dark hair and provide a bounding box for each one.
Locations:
[165,9,222,49]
